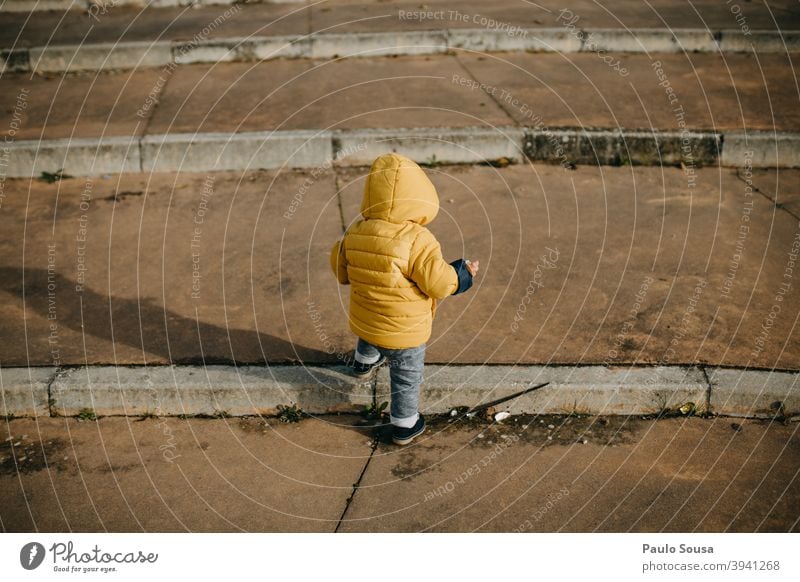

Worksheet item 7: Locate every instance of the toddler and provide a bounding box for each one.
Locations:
[330,153,478,445]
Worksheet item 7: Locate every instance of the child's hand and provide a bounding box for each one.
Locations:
[466,259,479,277]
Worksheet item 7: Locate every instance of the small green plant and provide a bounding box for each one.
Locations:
[77,408,97,421]
[362,401,388,422]
[277,404,305,423]
[421,154,440,168]
[40,169,72,183]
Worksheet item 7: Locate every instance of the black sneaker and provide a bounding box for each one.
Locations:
[352,355,386,377]
[392,415,426,445]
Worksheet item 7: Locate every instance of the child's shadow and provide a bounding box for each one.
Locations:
[0,266,333,365]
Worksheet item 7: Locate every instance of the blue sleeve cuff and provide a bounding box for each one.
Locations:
[449,259,473,295]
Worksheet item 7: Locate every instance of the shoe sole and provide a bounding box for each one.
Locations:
[392,424,425,446]
[351,358,387,378]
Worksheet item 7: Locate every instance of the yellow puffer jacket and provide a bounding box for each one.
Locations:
[330,153,459,349]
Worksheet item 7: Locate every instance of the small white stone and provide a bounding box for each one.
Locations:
[494,411,511,422]
[582,439,588,445]
[547,424,555,430]
[547,436,553,440]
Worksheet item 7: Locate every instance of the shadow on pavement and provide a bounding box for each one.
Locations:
[0,266,333,365]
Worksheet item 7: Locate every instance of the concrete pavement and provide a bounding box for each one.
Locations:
[3,0,799,73]
[1,164,797,369]
[0,414,797,532]
[1,162,798,419]
[2,51,800,175]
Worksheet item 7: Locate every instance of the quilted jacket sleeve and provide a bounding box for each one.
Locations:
[330,239,349,285]
[408,228,458,299]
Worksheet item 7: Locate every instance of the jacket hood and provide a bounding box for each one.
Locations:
[360,153,439,225]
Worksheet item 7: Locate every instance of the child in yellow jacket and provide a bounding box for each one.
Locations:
[330,153,478,445]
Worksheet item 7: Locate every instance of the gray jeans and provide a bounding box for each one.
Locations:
[356,338,425,421]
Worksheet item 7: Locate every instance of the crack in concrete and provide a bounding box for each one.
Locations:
[700,365,713,413]
[453,54,520,128]
[45,366,63,417]
[138,63,177,140]
[735,168,800,221]
[334,372,379,533]
[333,166,348,234]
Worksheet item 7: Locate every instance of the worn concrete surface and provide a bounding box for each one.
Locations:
[3,52,798,140]
[0,415,797,532]
[2,0,798,48]
[749,168,800,219]
[457,51,800,133]
[338,415,800,532]
[0,164,798,368]
[48,364,374,417]
[336,163,800,368]
[0,169,344,365]
[144,56,512,134]
[0,66,168,140]
[0,415,373,532]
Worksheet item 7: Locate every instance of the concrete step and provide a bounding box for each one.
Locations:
[2,0,799,73]
[2,52,799,174]
[1,363,797,419]
[1,164,798,370]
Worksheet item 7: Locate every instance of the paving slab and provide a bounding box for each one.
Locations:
[336,164,800,369]
[0,4,307,48]
[1,415,796,532]
[140,130,333,172]
[309,0,800,33]
[2,164,799,369]
[336,416,800,532]
[0,66,169,140]
[6,135,142,177]
[377,365,710,417]
[458,51,800,133]
[49,364,373,417]
[0,415,373,531]
[29,40,173,73]
[3,51,797,150]
[0,366,54,417]
[0,169,347,366]
[749,168,800,218]
[709,368,799,418]
[145,56,512,134]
